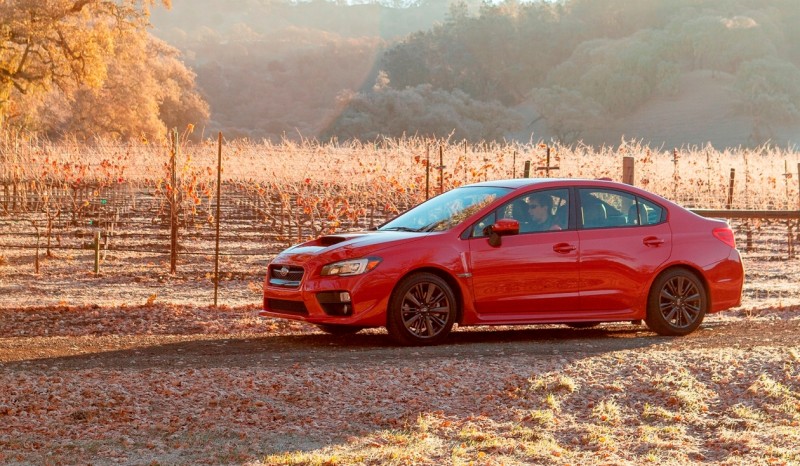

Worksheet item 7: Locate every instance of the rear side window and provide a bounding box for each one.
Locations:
[579,189,665,229]
[635,197,665,225]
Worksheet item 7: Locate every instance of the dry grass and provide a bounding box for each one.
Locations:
[0,301,798,465]
[251,345,800,466]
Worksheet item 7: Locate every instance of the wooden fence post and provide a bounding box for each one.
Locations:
[523,161,531,178]
[622,156,635,185]
[726,168,735,210]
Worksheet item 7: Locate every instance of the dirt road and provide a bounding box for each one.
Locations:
[1,305,798,465]
[2,308,798,371]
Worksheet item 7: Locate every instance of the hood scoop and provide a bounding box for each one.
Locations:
[318,233,366,246]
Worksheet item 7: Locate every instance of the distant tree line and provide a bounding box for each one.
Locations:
[3,0,800,144]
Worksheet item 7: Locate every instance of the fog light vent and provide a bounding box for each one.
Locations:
[316,291,354,316]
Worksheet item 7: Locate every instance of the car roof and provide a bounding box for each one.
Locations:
[465,178,676,204]
[465,178,625,190]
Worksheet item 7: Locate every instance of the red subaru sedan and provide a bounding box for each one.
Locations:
[261,179,744,345]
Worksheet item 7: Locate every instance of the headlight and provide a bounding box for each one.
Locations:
[320,257,382,276]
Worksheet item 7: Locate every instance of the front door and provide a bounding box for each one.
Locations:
[467,188,580,321]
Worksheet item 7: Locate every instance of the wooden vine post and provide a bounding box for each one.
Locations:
[425,145,430,200]
[170,128,179,274]
[726,168,736,210]
[672,149,679,199]
[94,230,101,275]
[512,151,517,178]
[536,146,560,177]
[31,220,40,274]
[214,132,223,306]
[623,156,635,185]
[464,140,468,184]
[784,160,791,208]
[439,145,444,195]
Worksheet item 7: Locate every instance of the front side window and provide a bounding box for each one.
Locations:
[471,189,569,237]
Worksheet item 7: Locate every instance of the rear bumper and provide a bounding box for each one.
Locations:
[705,249,745,312]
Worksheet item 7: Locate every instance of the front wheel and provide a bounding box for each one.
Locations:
[386,273,457,346]
[645,269,707,336]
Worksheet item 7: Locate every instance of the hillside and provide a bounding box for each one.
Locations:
[146,0,800,148]
[605,71,799,149]
[518,70,800,149]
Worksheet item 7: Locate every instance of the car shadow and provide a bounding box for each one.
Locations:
[3,323,672,371]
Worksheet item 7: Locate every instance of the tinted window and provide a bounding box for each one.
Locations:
[579,189,636,229]
[579,189,666,229]
[636,197,665,225]
[471,189,569,237]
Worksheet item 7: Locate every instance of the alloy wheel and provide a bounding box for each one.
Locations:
[658,275,702,329]
[400,282,452,339]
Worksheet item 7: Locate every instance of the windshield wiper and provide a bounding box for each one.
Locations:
[380,226,424,232]
[418,220,448,232]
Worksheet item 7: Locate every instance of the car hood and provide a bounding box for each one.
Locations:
[274,230,428,264]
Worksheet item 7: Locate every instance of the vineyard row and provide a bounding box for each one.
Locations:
[1,137,799,275]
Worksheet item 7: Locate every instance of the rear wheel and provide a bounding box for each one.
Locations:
[645,269,707,336]
[316,324,363,335]
[387,273,457,346]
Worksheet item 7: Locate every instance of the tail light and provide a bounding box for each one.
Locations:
[712,227,736,248]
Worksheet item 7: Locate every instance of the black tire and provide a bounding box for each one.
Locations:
[565,322,601,329]
[645,269,707,336]
[316,324,363,335]
[386,273,457,346]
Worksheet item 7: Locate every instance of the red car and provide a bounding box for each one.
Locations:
[261,179,744,345]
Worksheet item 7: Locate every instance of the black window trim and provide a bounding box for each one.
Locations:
[576,187,667,230]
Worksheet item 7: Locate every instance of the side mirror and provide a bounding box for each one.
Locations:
[484,218,520,247]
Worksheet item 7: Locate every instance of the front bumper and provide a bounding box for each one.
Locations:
[261,269,394,327]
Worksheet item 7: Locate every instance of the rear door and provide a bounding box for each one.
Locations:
[577,189,672,317]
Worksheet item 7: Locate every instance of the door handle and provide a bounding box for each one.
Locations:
[643,236,665,247]
[553,243,577,254]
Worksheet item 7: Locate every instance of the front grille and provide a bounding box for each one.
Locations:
[268,264,304,288]
[266,299,308,316]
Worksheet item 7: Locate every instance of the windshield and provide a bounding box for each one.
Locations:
[379,186,510,232]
